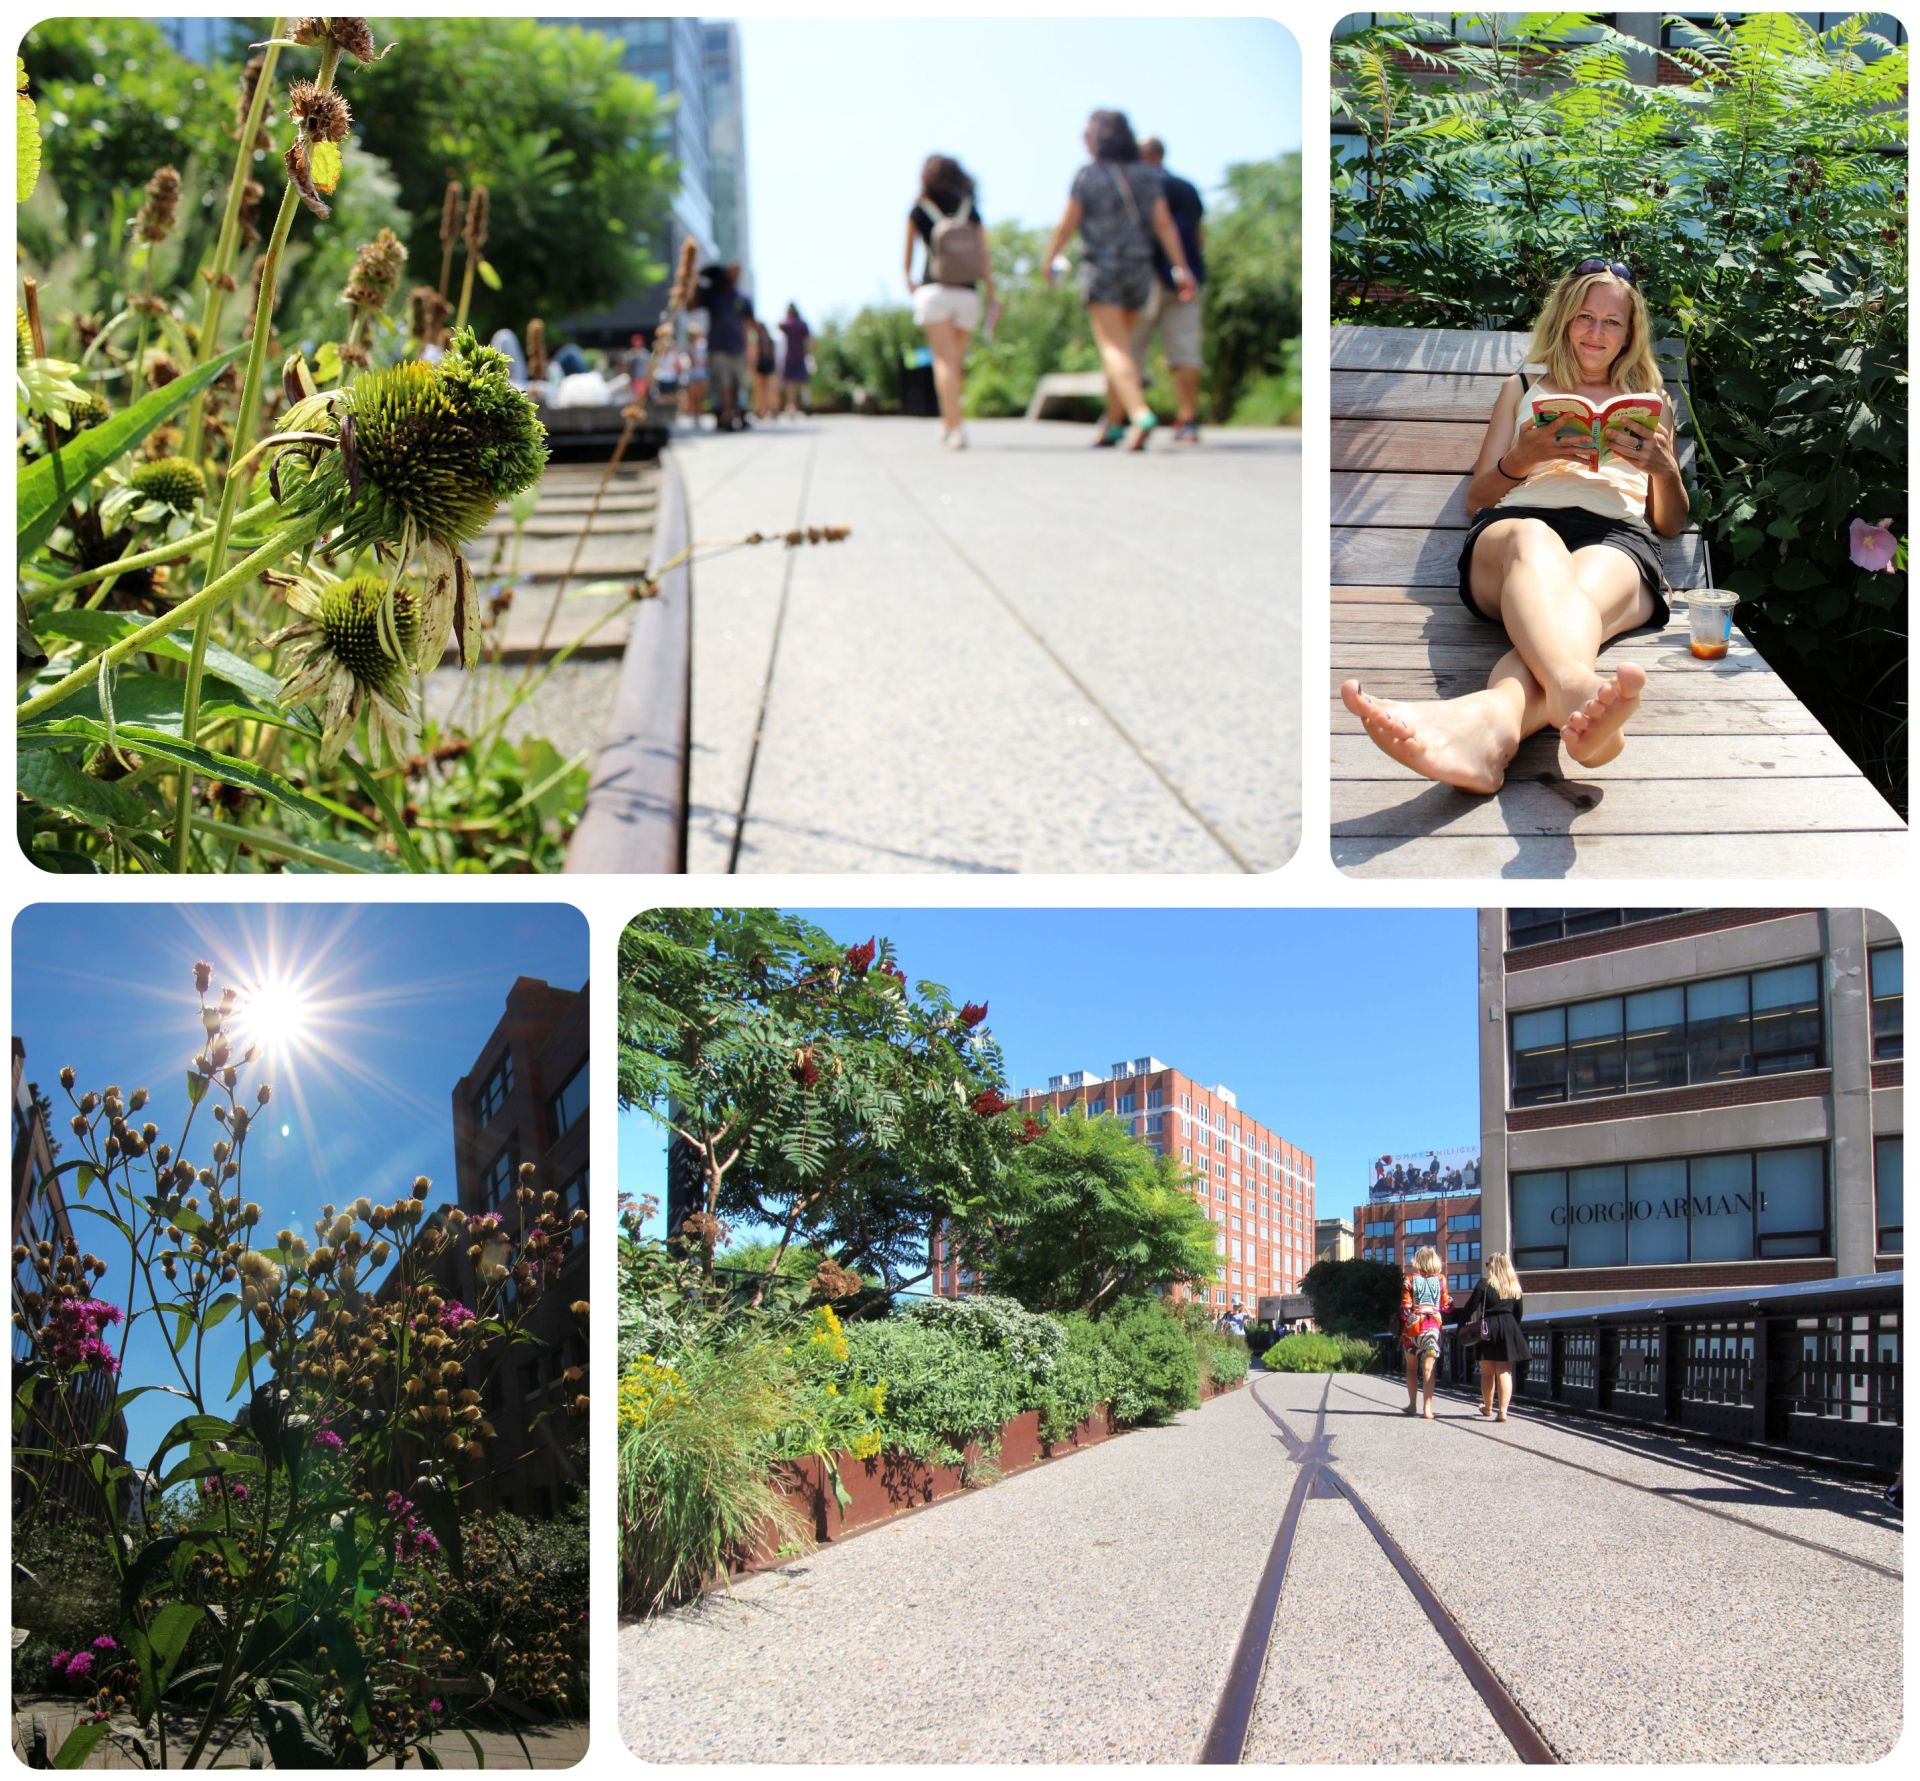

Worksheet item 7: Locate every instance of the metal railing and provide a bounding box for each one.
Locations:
[1435,1271,1901,1471]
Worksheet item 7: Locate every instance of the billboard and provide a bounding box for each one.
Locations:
[1370,1146,1480,1201]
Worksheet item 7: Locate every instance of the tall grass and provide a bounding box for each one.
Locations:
[618,1336,810,1617]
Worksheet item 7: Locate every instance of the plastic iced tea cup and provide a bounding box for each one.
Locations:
[1685,588,1739,661]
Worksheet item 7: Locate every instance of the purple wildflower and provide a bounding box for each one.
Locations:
[312,1424,345,1452]
[51,1651,70,1673]
[91,1636,116,1652]
[440,1301,476,1331]
[64,1651,94,1680]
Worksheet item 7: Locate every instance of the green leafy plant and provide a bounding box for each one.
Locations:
[1298,1257,1405,1338]
[1091,1296,1202,1425]
[1261,1331,1379,1374]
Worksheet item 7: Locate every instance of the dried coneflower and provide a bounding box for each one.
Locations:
[237,177,265,248]
[408,285,452,352]
[462,185,489,256]
[525,317,547,382]
[134,166,182,244]
[289,79,350,143]
[144,350,182,390]
[341,227,406,315]
[290,17,387,64]
[232,52,276,150]
[260,571,421,762]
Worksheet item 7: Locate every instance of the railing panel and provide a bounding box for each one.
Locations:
[1675,1317,1757,1440]
[1771,1311,1902,1468]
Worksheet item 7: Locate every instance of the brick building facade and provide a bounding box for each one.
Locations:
[1479,909,1902,1312]
[935,1056,1316,1312]
[1350,1193,1484,1298]
[441,977,590,1517]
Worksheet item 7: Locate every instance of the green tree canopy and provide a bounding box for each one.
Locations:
[955,1111,1220,1316]
[1298,1258,1406,1339]
[618,909,1019,1305]
[1201,151,1303,421]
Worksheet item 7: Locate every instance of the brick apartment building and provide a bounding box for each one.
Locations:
[1479,909,1902,1312]
[438,977,590,1517]
[934,1056,1317,1312]
[1350,1192,1484,1299]
[11,1040,127,1517]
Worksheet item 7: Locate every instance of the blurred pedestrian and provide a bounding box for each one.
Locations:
[1399,1245,1450,1420]
[1457,1252,1526,1422]
[696,261,749,431]
[683,331,709,425]
[1132,135,1206,444]
[780,303,813,416]
[623,331,651,401]
[1043,109,1196,452]
[906,153,996,450]
[748,307,779,419]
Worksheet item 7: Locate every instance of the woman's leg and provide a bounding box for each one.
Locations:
[1341,520,1652,791]
[1470,525,1654,767]
[923,318,968,435]
[1420,1351,1437,1416]
[1404,1350,1419,1410]
[1087,302,1150,424]
[1479,1356,1495,1415]
[1494,1362,1514,1419]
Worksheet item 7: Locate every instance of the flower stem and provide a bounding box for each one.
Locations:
[184,18,286,466]
[454,247,479,333]
[171,40,341,870]
[24,499,278,601]
[17,515,321,726]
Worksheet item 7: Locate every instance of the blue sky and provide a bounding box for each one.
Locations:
[734,16,1303,318]
[622,908,1482,1256]
[12,902,587,1467]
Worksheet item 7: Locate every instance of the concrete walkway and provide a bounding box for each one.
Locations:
[618,1369,1901,1764]
[669,415,1301,873]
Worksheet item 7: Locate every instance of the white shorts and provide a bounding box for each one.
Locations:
[912,283,982,333]
[1131,281,1203,371]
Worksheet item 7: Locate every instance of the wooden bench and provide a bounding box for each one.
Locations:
[1025,370,1108,420]
[1330,324,1906,877]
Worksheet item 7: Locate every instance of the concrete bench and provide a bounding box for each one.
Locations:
[1024,371,1109,420]
[1330,323,1905,877]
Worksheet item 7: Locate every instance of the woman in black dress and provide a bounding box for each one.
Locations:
[1459,1251,1526,1421]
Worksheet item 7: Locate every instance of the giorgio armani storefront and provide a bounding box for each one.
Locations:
[1477,908,1902,1312]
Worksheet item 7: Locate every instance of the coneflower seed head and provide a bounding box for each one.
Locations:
[317,577,420,695]
[439,181,464,246]
[130,457,207,513]
[463,186,489,254]
[289,80,350,143]
[134,165,182,244]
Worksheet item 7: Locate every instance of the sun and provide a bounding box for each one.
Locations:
[231,973,315,1057]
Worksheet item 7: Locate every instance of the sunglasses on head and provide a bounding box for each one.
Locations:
[1573,256,1636,284]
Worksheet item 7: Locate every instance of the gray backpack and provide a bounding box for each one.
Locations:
[919,196,986,286]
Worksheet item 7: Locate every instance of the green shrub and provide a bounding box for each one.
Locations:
[1097,1297,1201,1424]
[1229,351,1302,428]
[1262,1331,1378,1374]
[1198,1330,1251,1388]
[1037,1312,1121,1441]
[908,1292,1066,1388]
[840,1315,1025,1469]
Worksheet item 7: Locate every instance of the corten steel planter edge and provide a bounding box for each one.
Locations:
[563,446,691,874]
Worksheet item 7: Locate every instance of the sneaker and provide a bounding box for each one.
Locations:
[1173,421,1201,445]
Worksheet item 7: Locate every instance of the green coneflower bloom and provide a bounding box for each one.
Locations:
[129,456,207,514]
[269,327,548,668]
[261,572,421,764]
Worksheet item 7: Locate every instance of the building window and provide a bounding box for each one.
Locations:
[1511,1145,1830,1271]
[547,1062,587,1141]
[1510,964,1825,1106]
[1088,1098,1106,1118]
[1404,1216,1437,1234]
[1364,1219,1395,1237]
[1117,1092,1136,1114]
[1507,909,1687,948]
[477,1139,521,1211]
[1875,1138,1902,1254]
[1447,1241,1480,1262]
[1450,1212,1480,1231]
[474,1052,514,1124]
[1147,1086,1163,1110]
[1871,948,1903,1060]
[558,1166,588,1217]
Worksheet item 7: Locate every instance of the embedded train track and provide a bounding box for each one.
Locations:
[1200,1374,1558,1765]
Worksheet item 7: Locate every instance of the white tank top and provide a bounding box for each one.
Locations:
[1495,362,1660,530]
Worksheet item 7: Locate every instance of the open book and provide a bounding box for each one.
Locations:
[1530,390,1665,464]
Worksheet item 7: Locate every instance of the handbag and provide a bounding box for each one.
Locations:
[1461,1291,1492,1347]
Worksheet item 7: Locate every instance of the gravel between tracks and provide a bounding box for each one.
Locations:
[618,1386,1293,1763]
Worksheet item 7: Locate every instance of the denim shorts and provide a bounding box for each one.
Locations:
[1458,505,1670,633]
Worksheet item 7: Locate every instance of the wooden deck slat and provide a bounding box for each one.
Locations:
[1332,325,1684,374]
[1333,525,1709,586]
[1332,776,1901,837]
[1333,470,1706,537]
[1329,325,1905,877]
[1330,698,1828,735]
[1331,831,1909,877]
[1331,368,1683,422]
[1332,731,1865,779]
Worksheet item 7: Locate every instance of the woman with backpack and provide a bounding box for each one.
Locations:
[1043,108,1197,452]
[1456,1253,1527,1422]
[906,154,997,451]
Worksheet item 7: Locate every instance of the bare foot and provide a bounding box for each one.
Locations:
[1423,1409,1436,1420]
[1559,663,1647,768]
[1340,680,1520,796]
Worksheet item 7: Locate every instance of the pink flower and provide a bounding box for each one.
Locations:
[429,1699,444,1714]
[312,1424,344,1451]
[1849,516,1900,573]
[440,1301,475,1331]
[91,1636,116,1652]
[51,1651,70,1673]
[43,1298,123,1376]
[64,1651,94,1680]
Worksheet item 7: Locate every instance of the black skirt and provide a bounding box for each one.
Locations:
[1457,504,1670,635]
[1461,1293,1528,1370]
